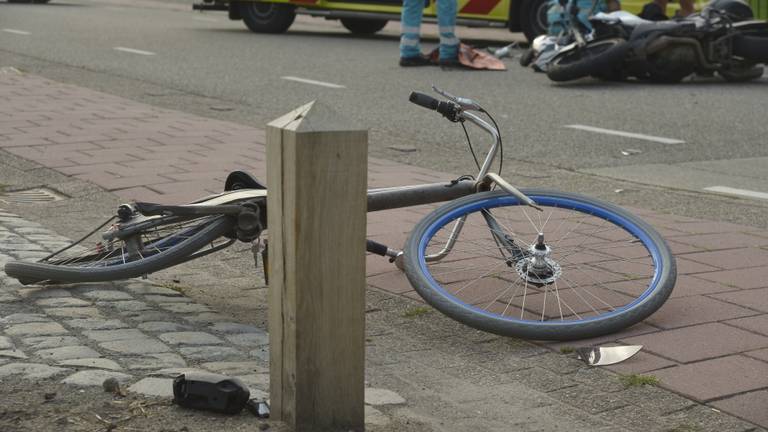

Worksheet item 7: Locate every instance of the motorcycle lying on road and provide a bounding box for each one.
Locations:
[527,0,768,83]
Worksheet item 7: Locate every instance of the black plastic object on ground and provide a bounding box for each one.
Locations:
[173,372,250,414]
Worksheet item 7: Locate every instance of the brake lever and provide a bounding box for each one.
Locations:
[431,85,483,111]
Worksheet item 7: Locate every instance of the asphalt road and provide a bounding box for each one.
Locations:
[1,0,768,227]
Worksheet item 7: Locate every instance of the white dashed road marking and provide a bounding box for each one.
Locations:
[2,29,31,35]
[704,186,768,201]
[281,76,346,89]
[113,47,156,56]
[564,124,685,145]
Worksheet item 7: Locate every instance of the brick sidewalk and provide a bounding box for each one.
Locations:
[1,70,767,428]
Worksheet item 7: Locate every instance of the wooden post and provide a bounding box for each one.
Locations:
[266,101,367,431]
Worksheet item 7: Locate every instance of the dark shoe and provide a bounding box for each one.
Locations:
[399,55,433,67]
[438,58,464,70]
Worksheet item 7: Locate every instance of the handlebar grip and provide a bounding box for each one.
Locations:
[409,92,440,111]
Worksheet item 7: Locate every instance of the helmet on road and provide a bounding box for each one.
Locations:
[706,0,754,21]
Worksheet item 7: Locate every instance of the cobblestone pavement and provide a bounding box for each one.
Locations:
[1,69,768,430]
[0,209,272,399]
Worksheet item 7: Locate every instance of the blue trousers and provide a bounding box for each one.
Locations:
[400,0,459,60]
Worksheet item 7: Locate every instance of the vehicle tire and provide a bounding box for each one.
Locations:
[238,2,296,34]
[520,0,550,43]
[547,38,630,82]
[719,64,764,82]
[519,48,536,67]
[4,216,234,285]
[732,34,768,63]
[403,189,676,341]
[340,18,388,35]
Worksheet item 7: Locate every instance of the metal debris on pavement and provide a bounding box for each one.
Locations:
[576,345,643,366]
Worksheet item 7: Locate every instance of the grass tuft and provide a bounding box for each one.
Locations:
[559,346,575,354]
[619,374,659,387]
[402,306,431,318]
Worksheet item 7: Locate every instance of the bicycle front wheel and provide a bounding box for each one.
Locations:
[4,215,234,285]
[403,189,676,340]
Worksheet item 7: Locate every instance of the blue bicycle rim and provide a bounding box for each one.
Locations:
[417,193,664,327]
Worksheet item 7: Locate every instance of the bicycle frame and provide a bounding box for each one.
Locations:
[116,89,541,266]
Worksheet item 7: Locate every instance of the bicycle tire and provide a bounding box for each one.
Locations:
[4,216,233,285]
[547,38,630,82]
[403,189,676,341]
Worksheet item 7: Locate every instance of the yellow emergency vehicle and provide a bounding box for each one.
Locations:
[193,0,719,42]
[195,0,555,41]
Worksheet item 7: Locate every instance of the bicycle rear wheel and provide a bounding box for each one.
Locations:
[403,189,676,340]
[4,215,234,285]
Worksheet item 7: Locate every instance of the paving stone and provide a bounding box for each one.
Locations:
[364,388,406,405]
[235,373,269,390]
[0,313,50,324]
[36,345,101,361]
[663,404,758,432]
[122,353,186,370]
[249,346,269,363]
[547,384,628,415]
[653,355,768,401]
[0,294,18,303]
[65,318,129,330]
[0,349,27,359]
[711,287,768,313]
[151,367,210,377]
[158,331,225,346]
[144,295,190,303]
[59,358,122,371]
[179,346,245,362]
[83,329,146,342]
[23,336,81,350]
[622,323,768,363]
[711,389,768,428]
[644,295,755,329]
[200,361,267,375]
[137,321,191,333]
[44,307,103,319]
[364,406,390,427]
[5,322,68,337]
[36,297,91,308]
[96,300,153,312]
[100,338,171,355]
[744,348,768,362]
[123,310,174,322]
[182,312,230,323]
[208,322,263,334]
[17,288,74,299]
[61,370,132,387]
[123,284,182,296]
[12,251,53,260]
[696,266,768,290]
[0,336,12,350]
[159,303,212,314]
[0,362,69,380]
[225,332,269,347]
[82,290,134,301]
[128,377,174,398]
[726,314,768,336]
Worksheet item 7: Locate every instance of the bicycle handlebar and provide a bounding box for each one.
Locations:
[409,92,460,122]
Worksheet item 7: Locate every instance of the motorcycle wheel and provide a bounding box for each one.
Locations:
[732,34,768,63]
[547,39,630,82]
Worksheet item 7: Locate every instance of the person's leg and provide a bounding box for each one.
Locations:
[436,0,459,61]
[677,0,694,17]
[400,0,425,59]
